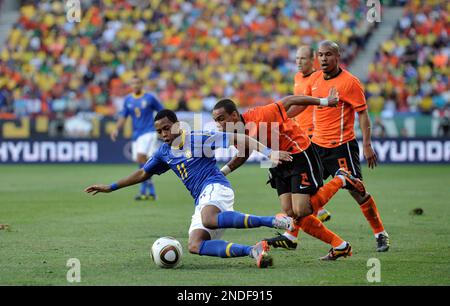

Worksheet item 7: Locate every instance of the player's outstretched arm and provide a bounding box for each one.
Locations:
[84,169,151,195]
[221,155,250,176]
[221,133,292,176]
[283,87,339,117]
[286,105,307,118]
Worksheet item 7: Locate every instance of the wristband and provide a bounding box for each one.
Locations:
[261,147,273,157]
[319,98,328,106]
[220,165,232,176]
[110,183,119,191]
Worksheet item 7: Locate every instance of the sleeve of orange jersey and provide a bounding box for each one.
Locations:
[248,102,287,124]
[345,78,367,112]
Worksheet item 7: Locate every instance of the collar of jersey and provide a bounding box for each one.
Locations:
[132,92,145,99]
[323,67,343,80]
[302,69,316,78]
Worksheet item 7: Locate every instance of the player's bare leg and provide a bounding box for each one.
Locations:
[280,189,330,221]
[291,193,313,217]
[279,194,295,217]
[200,205,222,229]
[188,229,212,254]
[264,194,299,250]
[349,190,390,252]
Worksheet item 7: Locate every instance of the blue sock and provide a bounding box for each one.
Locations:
[217,211,274,229]
[199,240,252,258]
[139,164,146,195]
[147,178,156,196]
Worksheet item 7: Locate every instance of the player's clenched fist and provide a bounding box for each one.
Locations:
[326,87,339,107]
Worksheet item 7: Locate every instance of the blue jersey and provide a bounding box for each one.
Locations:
[143,131,232,205]
[120,92,164,140]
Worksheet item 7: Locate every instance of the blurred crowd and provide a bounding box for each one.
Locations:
[365,0,449,119]
[0,0,374,119]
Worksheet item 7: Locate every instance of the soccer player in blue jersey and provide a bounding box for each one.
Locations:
[86,109,294,268]
[111,76,164,201]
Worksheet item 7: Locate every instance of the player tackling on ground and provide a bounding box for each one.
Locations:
[213,91,365,260]
[86,109,295,268]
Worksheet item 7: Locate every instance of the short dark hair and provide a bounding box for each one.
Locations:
[318,40,341,55]
[213,98,238,115]
[155,109,178,123]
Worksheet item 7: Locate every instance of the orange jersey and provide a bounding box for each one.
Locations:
[242,101,311,154]
[293,71,316,136]
[305,69,367,148]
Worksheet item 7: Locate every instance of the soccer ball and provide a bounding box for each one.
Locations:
[151,236,183,268]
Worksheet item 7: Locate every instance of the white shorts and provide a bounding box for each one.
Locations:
[132,132,158,161]
[188,183,235,240]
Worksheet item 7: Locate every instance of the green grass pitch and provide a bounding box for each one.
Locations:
[1,164,449,285]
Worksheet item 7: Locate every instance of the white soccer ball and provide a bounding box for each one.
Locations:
[151,236,183,268]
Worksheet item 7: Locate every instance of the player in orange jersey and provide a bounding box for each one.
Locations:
[294,45,332,223]
[294,40,389,252]
[293,46,316,137]
[212,93,366,260]
[264,46,333,251]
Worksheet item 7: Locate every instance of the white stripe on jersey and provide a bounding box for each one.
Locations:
[303,151,318,188]
[339,103,345,145]
[280,133,303,152]
[347,142,357,175]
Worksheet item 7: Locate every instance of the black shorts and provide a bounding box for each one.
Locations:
[268,144,324,196]
[312,139,362,180]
